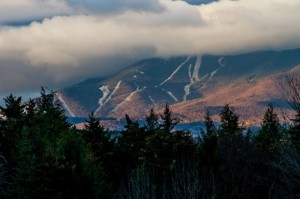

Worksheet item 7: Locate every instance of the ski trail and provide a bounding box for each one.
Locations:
[183,56,202,101]
[167,91,179,102]
[95,80,122,114]
[208,57,226,81]
[56,93,75,117]
[162,89,179,102]
[208,69,218,81]
[148,96,155,105]
[160,56,191,86]
[136,69,145,74]
[218,57,225,67]
[111,85,146,113]
[98,85,110,108]
[192,56,201,81]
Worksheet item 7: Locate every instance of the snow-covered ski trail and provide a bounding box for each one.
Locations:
[208,57,225,81]
[148,96,155,105]
[95,81,122,114]
[161,89,179,102]
[56,93,76,117]
[160,56,191,86]
[98,85,110,108]
[111,85,146,113]
[183,56,202,101]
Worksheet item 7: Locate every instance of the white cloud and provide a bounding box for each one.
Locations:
[0,0,300,92]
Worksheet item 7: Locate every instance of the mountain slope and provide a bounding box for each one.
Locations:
[58,48,300,123]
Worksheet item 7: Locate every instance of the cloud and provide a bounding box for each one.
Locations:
[0,0,300,92]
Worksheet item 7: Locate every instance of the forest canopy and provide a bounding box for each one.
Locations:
[0,86,300,198]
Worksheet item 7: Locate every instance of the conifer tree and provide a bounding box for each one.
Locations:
[0,94,25,166]
[219,104,242,138]
[145,109,159,132]
[83,113,113,164]
[0,94,24,120]
[8,129,40,199]
[35,87,70,142]
[204,110,216,138]
[200,110,219,171]
[255,104,281,152]
[120,114,146,169]
[160,103,179,134]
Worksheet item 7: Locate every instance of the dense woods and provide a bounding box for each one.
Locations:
[0,87,300,198]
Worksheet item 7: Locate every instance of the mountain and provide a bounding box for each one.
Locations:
[57,48,300,124]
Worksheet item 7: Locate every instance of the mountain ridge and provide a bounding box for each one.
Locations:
[58,48,300,124]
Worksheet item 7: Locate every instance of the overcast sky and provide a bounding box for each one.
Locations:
[0,0,300,95]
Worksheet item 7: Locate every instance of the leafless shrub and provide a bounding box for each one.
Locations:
[119,167,156,199]
[270,146,300,199]
[281,74,300,112]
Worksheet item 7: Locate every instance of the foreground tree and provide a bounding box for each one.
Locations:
[199,110,219,172]
[0,95,25,167]
[219,104,243,146]
[83,113,114,163]
[255,104,282,152]
[283,75,300,147]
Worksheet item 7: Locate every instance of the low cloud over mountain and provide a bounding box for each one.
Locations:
[0,0,300,92]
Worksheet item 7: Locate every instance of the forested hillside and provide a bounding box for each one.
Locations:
[0,86,300,198]
[59,48,300,123]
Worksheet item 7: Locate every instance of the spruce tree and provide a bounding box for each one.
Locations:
[160,103,179,134]
[200,110,219,171]
[8,129,40,199]
[145,109,159,132]
[83,113,113,164]
[0,94,25,167]
[219,104,242,138]
[255,104,281,152]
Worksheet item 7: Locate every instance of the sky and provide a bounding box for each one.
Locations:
[0,0,300,98]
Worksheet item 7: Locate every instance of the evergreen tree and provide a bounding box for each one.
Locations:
[0,94,25,166]
[200,110,219,171]
[119,114,146,170]
[219,104,242,138]
[160,103,179,134]
[255,104,281,152]
[83,112,114,166]
[8,129,41,199]
[35,87,70,143]
[145,109,159,132]
[52,129,109,198]
[0,94,24,120]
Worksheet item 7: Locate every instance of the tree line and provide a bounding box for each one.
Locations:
[0,86,300,198]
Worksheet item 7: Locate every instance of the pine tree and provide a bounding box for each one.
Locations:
[160,103,179,134]
[120,114,146,168]
[0,94,24,120]
[255,104,281,152]
[35,87,70,142]
[219,104,242,138]
[200,110,219,171]
[145,109,159,132]
[204,110,216,137]
[0,94,25,166]
[8,129,40,199]
[83,113,113,163]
